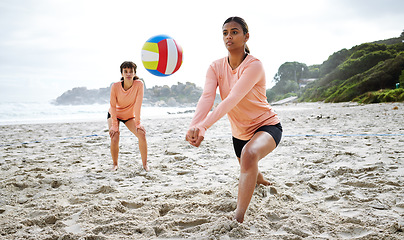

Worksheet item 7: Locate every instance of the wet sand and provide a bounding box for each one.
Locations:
[0,102,403,239]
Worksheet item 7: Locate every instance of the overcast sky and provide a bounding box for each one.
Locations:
[0,0,403,102]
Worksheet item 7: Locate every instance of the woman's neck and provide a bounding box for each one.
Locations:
[228,51,248,70]
[122,79,133,90]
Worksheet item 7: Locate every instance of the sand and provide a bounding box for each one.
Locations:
[0,102,403,239]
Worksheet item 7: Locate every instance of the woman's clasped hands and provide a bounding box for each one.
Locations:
[186,127,204,147]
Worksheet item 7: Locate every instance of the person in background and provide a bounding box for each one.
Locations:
[186,17,282,223]
[108,61,148,171]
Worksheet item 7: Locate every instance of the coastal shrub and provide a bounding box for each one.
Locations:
[313,51,404,103]
[351,43,387,52]
[308,43,399,102]
[323,85,338,98]
[354,89,404,103]
[349,49,366,59]
[353,91,377,103]
[313,49,392,98]
[319,49,350,77]
[382,88,404,102]
[399,69,404,86]
[388,42,404,53]
[325,83,357,102]
[338,50,394,80]
[281,35,404,103]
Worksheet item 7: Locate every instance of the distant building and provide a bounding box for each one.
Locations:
[299,78,318,88]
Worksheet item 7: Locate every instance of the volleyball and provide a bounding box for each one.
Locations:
[141,34,183,77]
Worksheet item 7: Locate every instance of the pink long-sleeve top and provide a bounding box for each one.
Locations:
[189,55,280,140]
[109,80,144,131]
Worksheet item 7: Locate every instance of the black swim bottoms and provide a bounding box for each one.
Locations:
[107,112,131,124]
[232,123,282,158]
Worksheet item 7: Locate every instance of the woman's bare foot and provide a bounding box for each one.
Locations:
[234,209,245,223]
[143,164,149,172]
[225,212,243,223]
[256,172,271,186]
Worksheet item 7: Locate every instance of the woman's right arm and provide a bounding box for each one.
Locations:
[187,66,218,146]
[189,65,218,128]
[109,84,119,133]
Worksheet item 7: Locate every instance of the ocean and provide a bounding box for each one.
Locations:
[0,101,195,125]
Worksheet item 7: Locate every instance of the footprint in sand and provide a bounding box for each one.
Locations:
[90,185,117,194]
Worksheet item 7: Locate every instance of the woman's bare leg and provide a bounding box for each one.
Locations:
[236,158,271,186]
[108,118,120,170]
[234,131,277,223]
[125,119,148,171]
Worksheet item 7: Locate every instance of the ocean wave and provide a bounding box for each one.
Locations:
[0,101,195,125]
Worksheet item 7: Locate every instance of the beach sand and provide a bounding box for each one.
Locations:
[1,102,403,239]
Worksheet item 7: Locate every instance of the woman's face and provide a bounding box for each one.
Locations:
[121,67,135,80]
[222,21,249,52]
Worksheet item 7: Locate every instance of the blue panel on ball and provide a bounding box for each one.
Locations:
[146,69,171,77]
[146,34,172,43]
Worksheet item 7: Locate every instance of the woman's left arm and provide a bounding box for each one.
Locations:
[134,80,144,128]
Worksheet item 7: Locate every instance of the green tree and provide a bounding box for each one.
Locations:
[305,65,320,78]
[275,62,308,84]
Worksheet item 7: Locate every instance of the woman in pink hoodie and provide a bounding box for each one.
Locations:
[186,17,282,223]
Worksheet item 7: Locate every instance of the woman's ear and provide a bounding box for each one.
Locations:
[245,32,249,42]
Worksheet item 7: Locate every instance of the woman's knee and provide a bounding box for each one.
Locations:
[136,129,146,140]
[110,132,120,144]
[239,147,259,171]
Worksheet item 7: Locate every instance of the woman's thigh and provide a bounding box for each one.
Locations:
[124,119,144,138]
[241,131,277,161]
[107,117,120,130]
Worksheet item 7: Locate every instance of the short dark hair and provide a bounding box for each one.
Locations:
[223,16,250,54]
[120,61,139,80]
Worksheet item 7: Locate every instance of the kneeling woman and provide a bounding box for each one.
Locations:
[108,61,148,171]
[186,17,282,223]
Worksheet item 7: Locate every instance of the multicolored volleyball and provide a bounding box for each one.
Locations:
[141,34,183,77]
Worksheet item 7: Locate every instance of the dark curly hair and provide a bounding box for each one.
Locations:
[120,61,139,80]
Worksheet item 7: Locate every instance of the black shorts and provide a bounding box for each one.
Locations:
[232,123,282,158]
[107,112,131,124]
